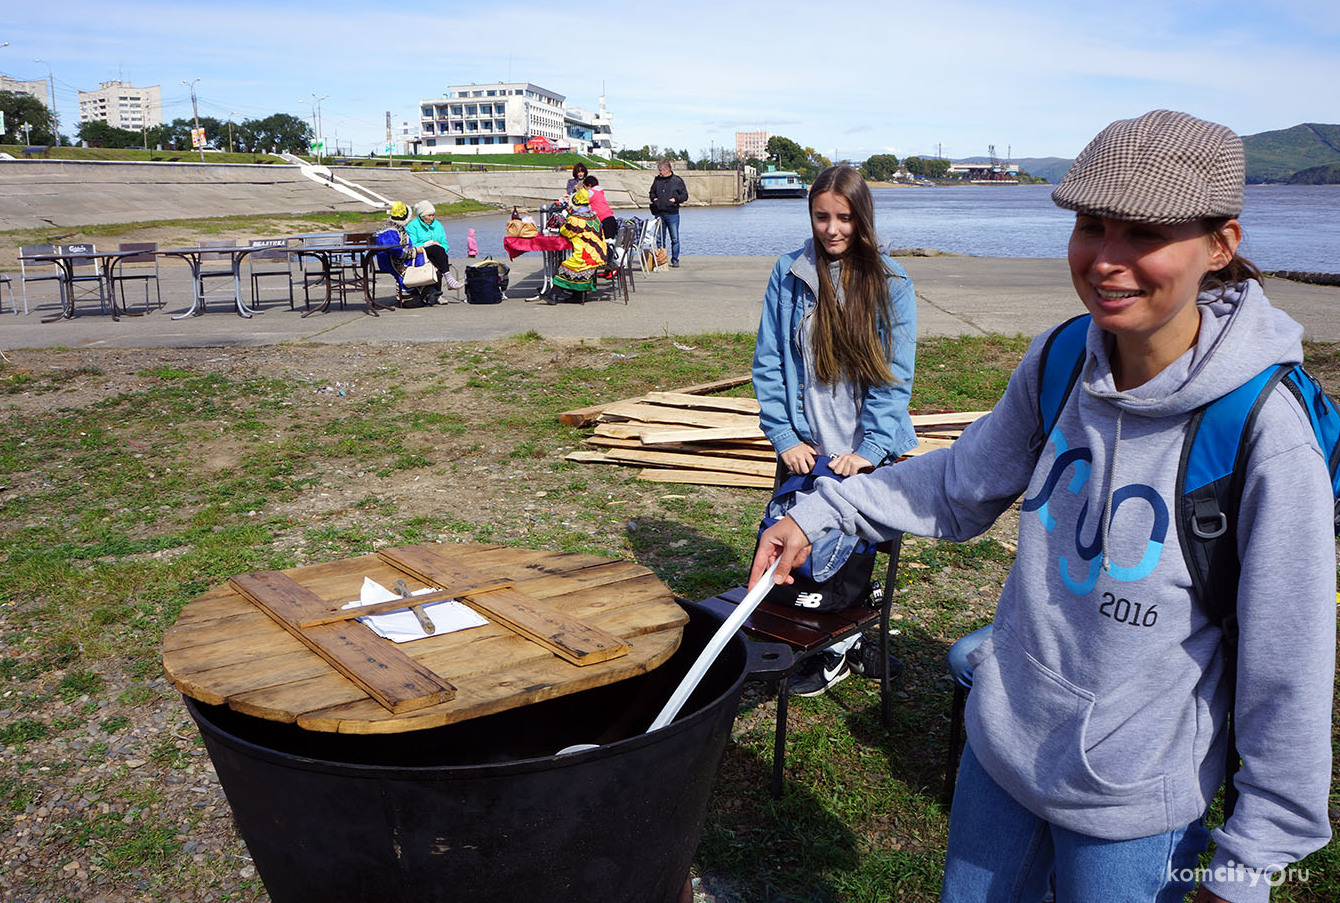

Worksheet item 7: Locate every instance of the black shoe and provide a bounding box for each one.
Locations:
[670,260,680,267]
[788,649,850,697]
[846,638,905,680]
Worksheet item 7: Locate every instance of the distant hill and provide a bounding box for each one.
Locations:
[1241,124,1340,183]
[956,124,1340,185]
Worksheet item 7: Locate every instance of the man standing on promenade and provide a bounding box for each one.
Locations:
[649,159,688,267]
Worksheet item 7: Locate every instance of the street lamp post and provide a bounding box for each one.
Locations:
[181,78,203,162]
[34,58,56,144]
[228,111,237,154]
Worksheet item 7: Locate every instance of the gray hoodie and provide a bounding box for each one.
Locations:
[789,281,1334,900]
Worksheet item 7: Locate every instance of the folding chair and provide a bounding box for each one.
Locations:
[0,273,19,315]
[19,244,62,313]
[110,242,161,315]
[247,239,295,310]
[696,530,905,797]
[58,244,109,314]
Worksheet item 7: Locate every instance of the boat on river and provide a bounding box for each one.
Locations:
[756,171,808,199]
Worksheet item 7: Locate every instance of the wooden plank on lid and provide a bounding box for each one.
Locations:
[228,571,456,714]
[379,546,631,666]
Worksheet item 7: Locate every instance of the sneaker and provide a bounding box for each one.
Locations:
[846,637,906,680]
[788,649,850,697]
[670,260,680,267]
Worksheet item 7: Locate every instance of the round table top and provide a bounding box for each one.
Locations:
[162,543,686,734]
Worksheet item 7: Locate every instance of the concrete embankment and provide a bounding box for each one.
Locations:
[0,159,746,232]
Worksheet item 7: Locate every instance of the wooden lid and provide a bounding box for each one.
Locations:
[162,543,687,734]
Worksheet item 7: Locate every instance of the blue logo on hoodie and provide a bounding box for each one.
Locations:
[1022,429,1168,595]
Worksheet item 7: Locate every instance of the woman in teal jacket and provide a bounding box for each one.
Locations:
[406,200,462,300]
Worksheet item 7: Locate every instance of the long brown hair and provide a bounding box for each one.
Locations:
[808,165,896,389]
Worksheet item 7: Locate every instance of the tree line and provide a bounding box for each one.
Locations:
[619,134,963,182]
[0,92,312,154]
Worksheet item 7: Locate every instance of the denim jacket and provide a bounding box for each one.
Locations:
[752,241,917,466]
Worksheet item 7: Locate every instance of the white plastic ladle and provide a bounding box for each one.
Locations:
[557,559,780,755]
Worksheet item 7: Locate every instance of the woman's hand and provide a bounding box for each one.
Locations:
[780,444,817,475]
[749,516,812,589]
[828,453,873,477]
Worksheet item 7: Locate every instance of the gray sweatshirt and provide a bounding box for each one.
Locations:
[789,281,1334,901]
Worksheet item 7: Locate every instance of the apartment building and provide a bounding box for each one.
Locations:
[736,130,770,161]
[77,81,162,132]
[0,75,51,108]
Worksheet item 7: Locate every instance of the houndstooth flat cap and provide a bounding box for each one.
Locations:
[1052,110,1244,224]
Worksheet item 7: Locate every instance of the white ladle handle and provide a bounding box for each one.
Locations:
[647,559,780,732]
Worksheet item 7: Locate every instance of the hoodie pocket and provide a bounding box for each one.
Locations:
[968,620,1171,835]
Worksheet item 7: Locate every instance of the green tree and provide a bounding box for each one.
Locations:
[764,135,831,181]
[235,113,312,154]
[904,156,952,179]
[0,90,56,145]
[862,154,901,181]
[76,120,143,148]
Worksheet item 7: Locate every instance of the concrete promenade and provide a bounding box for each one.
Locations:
[4,254,1340,350]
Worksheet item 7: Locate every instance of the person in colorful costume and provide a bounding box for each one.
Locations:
[552,188,607,299]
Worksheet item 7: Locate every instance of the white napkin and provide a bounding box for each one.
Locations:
[342,577,488,643]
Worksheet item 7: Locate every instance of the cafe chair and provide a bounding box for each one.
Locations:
[19,244,61,313]
[247,239,295,310]
[59,244,110,314]
[330,231,374,309]
[695,532,904,798]
[300,233,345,310]
[110,242,161,315]
[0,272,19,315]
[196,240,241,310]
[594,219,638,305]
[944,623,993,807]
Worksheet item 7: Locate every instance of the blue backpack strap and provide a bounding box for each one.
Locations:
[1035,314,1091,443]
[1177,365,1283,628]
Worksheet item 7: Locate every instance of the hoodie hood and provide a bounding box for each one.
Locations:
[1080,279,1303,418]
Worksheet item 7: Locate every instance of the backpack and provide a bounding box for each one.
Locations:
[756,457,878,612]
[1035,313,1340,814]
[464,259,509,304]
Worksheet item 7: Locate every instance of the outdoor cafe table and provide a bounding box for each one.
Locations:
[17,245,153,323]
[287,239,402,317]
[503,234,571,301]
[160,245,266,319]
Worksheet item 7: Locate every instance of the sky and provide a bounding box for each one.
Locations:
[4,0,1338,162]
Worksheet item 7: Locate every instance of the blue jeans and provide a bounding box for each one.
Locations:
[943,744,1209,902]
[657,213,681,263]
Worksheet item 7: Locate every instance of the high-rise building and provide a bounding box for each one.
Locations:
[77,81,162,132]
[736,130,770,162]
[0,75,51,108]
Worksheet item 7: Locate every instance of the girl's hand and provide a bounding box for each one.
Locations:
[780,444,817,474]
[749,516,811,589]
[828,453,873,477]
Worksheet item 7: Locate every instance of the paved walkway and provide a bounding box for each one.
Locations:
[5,255,1339,349]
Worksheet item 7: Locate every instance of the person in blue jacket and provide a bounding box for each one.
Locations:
[752,111,1334,902]
[752,163,917,696]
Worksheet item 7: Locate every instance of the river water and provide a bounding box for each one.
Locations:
[676,184,1340,273]
[439,184,1338,274]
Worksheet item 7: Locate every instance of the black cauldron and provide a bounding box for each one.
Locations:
[186,599,788,903]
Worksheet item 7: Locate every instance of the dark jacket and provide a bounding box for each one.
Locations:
[649,172,688,216]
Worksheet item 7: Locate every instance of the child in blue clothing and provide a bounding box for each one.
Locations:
[751,164,918,696]
[752,112,1334,902]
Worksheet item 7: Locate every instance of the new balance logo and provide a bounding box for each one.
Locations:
[795,592,826,609]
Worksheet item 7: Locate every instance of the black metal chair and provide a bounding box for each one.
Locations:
[247,239,295,310]
[696,532,904,797]
[299,233,345,310]
[19,244,61,313]
[110,242,161,314]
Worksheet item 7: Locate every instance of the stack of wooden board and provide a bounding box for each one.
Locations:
[559,376,990,489]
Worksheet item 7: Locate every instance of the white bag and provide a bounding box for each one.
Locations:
[402,260,436,288]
